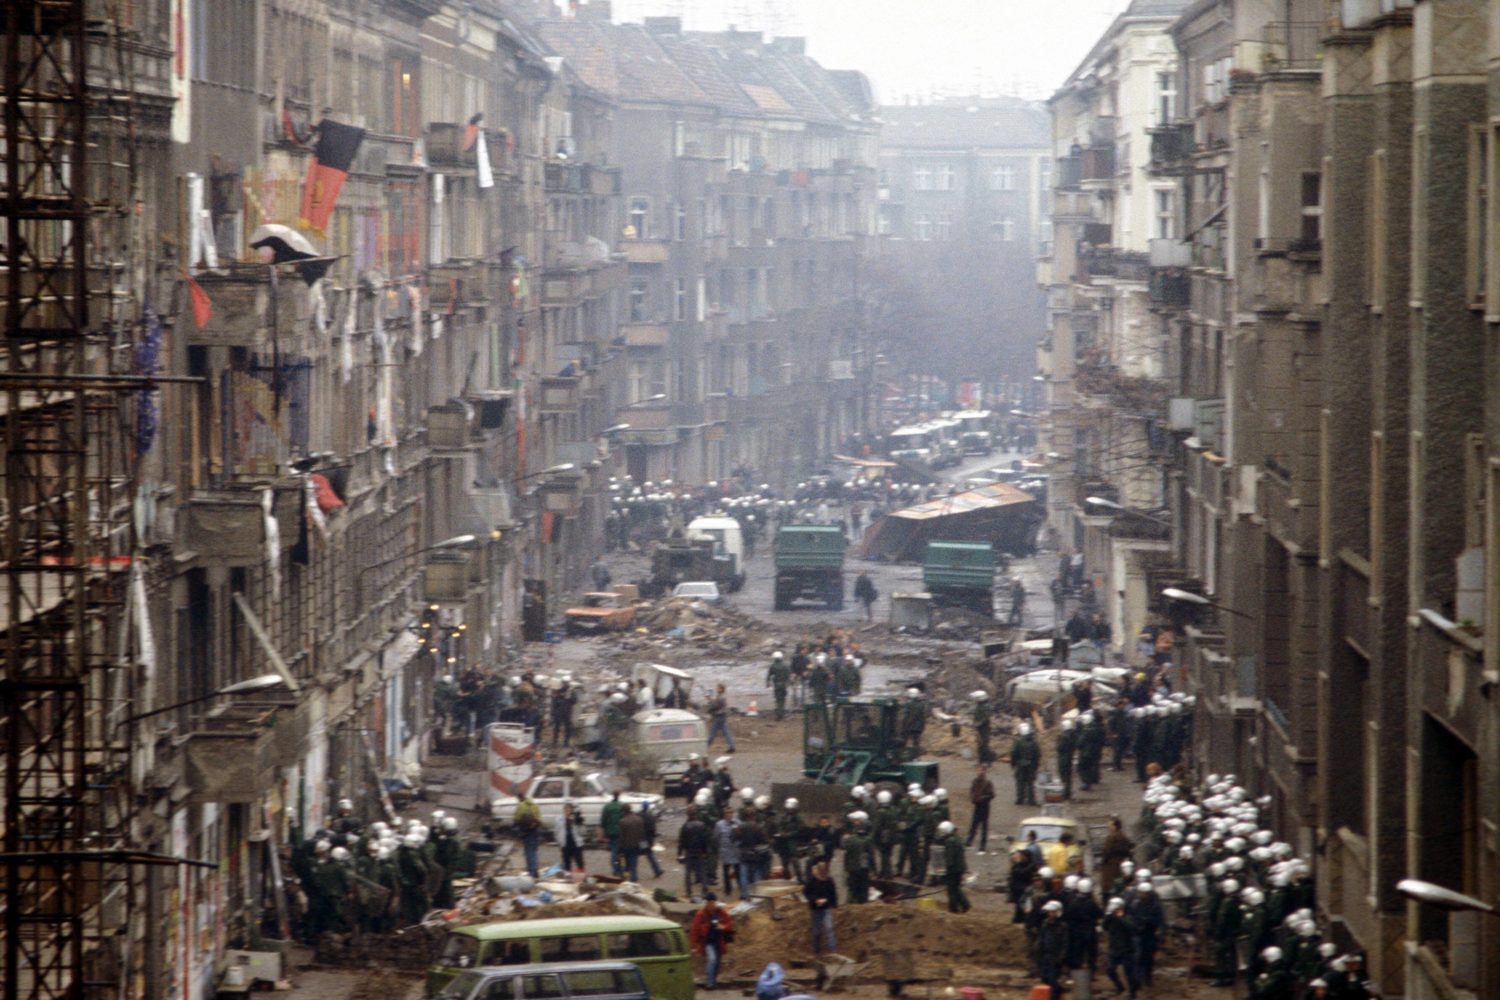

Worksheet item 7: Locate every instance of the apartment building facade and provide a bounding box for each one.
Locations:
[875,98,1051,379]
[536,8,880,487]
[1039,0,1189,655]
[1060,0,1500,995]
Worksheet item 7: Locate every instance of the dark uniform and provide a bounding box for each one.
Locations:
[842,826,873,903]
[1056,724,1079,800]
[1011,730,1041,806]
[941,832,971,913]
[766,657,791,721]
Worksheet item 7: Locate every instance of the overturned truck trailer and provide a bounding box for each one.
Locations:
[858,482,1042,562]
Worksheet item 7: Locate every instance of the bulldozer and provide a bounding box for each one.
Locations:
[770,696,940,820]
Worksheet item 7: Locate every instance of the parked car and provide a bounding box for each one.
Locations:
[433,962,650,1000]
[1005,668,1118,709]
[563,592,636,634]
[1012,815,1094,872]
[670,580,721,604]
[488,771,662,833]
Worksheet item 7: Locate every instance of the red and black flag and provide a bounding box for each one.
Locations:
[299,119,365,235]
[463,113,483,152]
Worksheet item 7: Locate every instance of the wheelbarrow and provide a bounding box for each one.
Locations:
[815,953,869,992]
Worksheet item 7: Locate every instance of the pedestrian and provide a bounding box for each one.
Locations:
[706,683,736,752]
[513,791,542,878]
[1057,718,1078,801]
[1010,722,1040,806]
[841,812,873,903]
[1098,816,1135,894]
[972,689,993,764]
[1034,899,1070,1000]
[555,802,586,871]
[600,791,624,876]
[872,789,898,878]
[678,810,711,899]
[735,805,771,890]
[938,821,971,913]
[803,860,839,955]
[550,682,576,746]
[715,807,743,899]
[590,557,611,591]
[1130,881,1164,987]
[1008,577,1027,627]
[1007,848,1037,923]
[1065,877,1103,979]
[808,653,831,704]
[641,801,665,878]
[967,764,996,853]
[766,651,790,721]
[773,797,807,880]
[617,803,648,881]
[789,643,808,707]
[1103,896,1139,998]
[689,893,734,990]
[854,571,878,621]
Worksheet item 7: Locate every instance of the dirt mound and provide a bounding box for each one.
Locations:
[724,900,1031,983]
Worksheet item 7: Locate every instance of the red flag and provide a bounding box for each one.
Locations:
[185,273,212,327]
[299,119,365,235]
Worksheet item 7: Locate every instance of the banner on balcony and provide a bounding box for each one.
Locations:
[299,119,365,235]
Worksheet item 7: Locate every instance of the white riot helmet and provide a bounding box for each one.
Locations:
[937,820,955,837]
[772,651,784,660]
[1038,866,1056,880]
[905,687,922,700]
[337,798,354,812]
[934,788,948,801]
[740,787,755,801]
[919,795,936,807]
[331,846,350,862]
[1018,723,1033,736]
[1078,877,1093,895]
[694,788,713,805]
[784,798,799,810]
[1063,875,1079,892]
[442,816,459,831]
[1261,946,1284,965]
[876,790,892,805]
[754,795,771,810]
[972,690,989,701]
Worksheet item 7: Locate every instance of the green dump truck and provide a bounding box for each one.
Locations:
[922,540,996,613]
[773,525,846,611]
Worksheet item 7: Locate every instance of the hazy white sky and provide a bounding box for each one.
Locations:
[605,0,1129,102]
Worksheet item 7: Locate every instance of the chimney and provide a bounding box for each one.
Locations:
[576,0,611,21]
[643,16,681,36]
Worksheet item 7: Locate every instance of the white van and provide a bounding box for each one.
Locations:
[685,516,745,587]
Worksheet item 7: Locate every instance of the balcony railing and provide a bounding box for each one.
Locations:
[1080,145,1116,182]
[1262,21,1323,72]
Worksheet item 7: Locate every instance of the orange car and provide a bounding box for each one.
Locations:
[564,592,636,634]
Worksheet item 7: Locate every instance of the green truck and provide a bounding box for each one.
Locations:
[772,525,846,610]
[922,540,996,613]
[770,696,940,817]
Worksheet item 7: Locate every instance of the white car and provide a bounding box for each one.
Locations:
[1006,668,1119,707]
[671,580,721,604]
[489,771,662,834]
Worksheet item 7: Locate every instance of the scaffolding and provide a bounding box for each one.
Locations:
[2,2,142,998]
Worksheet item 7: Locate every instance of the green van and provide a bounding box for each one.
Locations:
[425,916,692,1000]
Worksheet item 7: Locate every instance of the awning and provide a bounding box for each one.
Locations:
[885,482,1035,520]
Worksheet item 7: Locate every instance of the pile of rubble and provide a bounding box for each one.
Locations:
[614,596,763,653]
[445,869,664,925]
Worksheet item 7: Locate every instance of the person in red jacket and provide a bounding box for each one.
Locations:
[690,892,735,989]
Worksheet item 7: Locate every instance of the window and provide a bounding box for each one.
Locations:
[629,280,648,322]
[607,931,675,958]
[1155,189,1175,240]
[563,970,642,998]
[518,974,566,999]
[537,935,601,963]
[1369,150,1386,308]
[674,201,686,241]
[936,163,956,191]
[1039,158,1052,193]
[628,197,649,238]
[914,214,932,241]
[933,213,952,240]
[991,164,1015,190]
[991,216,1015,241]
[673,279,687,322]
[1468,125,1486,305]
[913,165,932,190]
[696,275,707,322]
[439,934,480,968]
[1300,170,1322,246]
[1156,70,1177,125]
[877,208,893,236]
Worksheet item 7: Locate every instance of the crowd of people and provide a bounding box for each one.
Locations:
[287,799,474,941]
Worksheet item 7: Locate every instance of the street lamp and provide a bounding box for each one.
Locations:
[1162,586,1254,621]
[512,462,576,488]
[627,393,667,407]
[1086,495,1172,527]
[1396,879,1497,915]
[601,423,631,434]
[121,673,286,725]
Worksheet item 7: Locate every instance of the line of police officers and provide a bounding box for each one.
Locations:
[289,799,475,941]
